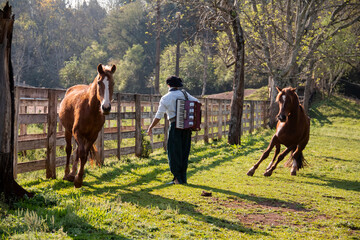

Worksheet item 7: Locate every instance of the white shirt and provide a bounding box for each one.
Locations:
[155,88,199,120]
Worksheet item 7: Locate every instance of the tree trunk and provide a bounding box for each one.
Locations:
[0,2,33,200]
[201,31,209,96]
[303,60,316,113]
[154,0,161,94]
[268,75,279,128]
[227,8,245,145]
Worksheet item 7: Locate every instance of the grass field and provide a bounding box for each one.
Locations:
[1,95,359,239]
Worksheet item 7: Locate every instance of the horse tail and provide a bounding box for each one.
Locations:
[89,144,101,167]
[285,151,308,169]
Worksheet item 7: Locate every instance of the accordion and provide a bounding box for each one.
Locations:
[175,90,202,131]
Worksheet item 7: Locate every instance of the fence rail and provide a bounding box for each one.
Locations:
[13,86,269,178]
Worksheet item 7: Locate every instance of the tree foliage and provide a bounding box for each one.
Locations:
[4,0,359,99]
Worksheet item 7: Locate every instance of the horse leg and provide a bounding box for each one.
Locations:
[290,145,306,176]
[247,135,278,176]
[266,143,280,170]
[63,130,72,179]
[74,142,89,188]
[290,131,309,175]
[264,146,294,177]
[64,146,79,182]
[63,132,79,182]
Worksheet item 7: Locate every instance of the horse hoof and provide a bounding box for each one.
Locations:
[291,171,297,176]
[74,176,83,188]
[63,175,75,182]
[247,168,255,176]
[264,170,273,177]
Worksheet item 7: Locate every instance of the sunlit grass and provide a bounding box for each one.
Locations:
[1,95,359,239]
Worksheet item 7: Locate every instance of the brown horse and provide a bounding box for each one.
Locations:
[59,64,116,188]
[247,87,310,177]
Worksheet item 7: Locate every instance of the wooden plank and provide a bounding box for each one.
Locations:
[19,114,47,124]
[152,141,163,149]
[18,139,47,151]
[17,160,46,174]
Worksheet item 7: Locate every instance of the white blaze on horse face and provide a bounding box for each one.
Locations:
[101,77,111,110]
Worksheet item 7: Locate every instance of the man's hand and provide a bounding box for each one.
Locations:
[147,118,160,136]
[147,127,152,136]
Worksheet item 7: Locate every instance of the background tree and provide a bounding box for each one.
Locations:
[315,25,360,96]
[114,44,146,92]
[159,41,219,95]
[243,0,360,126]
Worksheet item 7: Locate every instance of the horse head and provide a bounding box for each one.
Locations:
[275,87,299,122]
[96,64,116,115]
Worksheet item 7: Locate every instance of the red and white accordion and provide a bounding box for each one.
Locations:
[176,90,202,131]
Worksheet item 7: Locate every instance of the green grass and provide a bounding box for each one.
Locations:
[1,95,360,239]
[245,86,269,101]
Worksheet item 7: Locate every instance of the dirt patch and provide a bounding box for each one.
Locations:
[210,197,328,228]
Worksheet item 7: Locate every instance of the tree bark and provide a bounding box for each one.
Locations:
[303,60,316,113]
[268,75,279,128]
[227,7,245,145]
[0,2,33,200]
[154,0,161,94]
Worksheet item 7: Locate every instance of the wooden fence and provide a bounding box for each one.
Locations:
[13,86,269,178]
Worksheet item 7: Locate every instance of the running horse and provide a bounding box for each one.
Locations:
[247,87,310,177]
[59,64,116,188]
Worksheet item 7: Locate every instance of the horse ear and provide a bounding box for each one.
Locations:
[276,87,282,92]
[111,65,116,74]
[97,64,104,75]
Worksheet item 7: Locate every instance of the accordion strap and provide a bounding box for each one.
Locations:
[180,89,189,100]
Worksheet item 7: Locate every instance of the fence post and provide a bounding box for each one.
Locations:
[13,87,20,179]
[135,94,142,157]
[250,101,255,134]
[117,93,122,159]
[204,98,209,144]
[46,90,57,179]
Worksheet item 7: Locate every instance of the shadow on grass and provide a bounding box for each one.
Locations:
[73,138,278,236]
[20,131,278,237]
[309,95,360,123]
[309,108,332,126]
[10,192,128,240]
[303,173,360,192]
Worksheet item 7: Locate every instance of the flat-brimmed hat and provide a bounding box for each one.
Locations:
[166,76,183,87]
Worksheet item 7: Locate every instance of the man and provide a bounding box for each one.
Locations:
[147,76,199,184]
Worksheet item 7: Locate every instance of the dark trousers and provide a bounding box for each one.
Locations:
[167,122,192,184]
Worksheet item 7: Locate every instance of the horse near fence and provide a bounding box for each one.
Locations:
[13,86,270,180]
[247,87,310,177]
[59,64,116,188]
